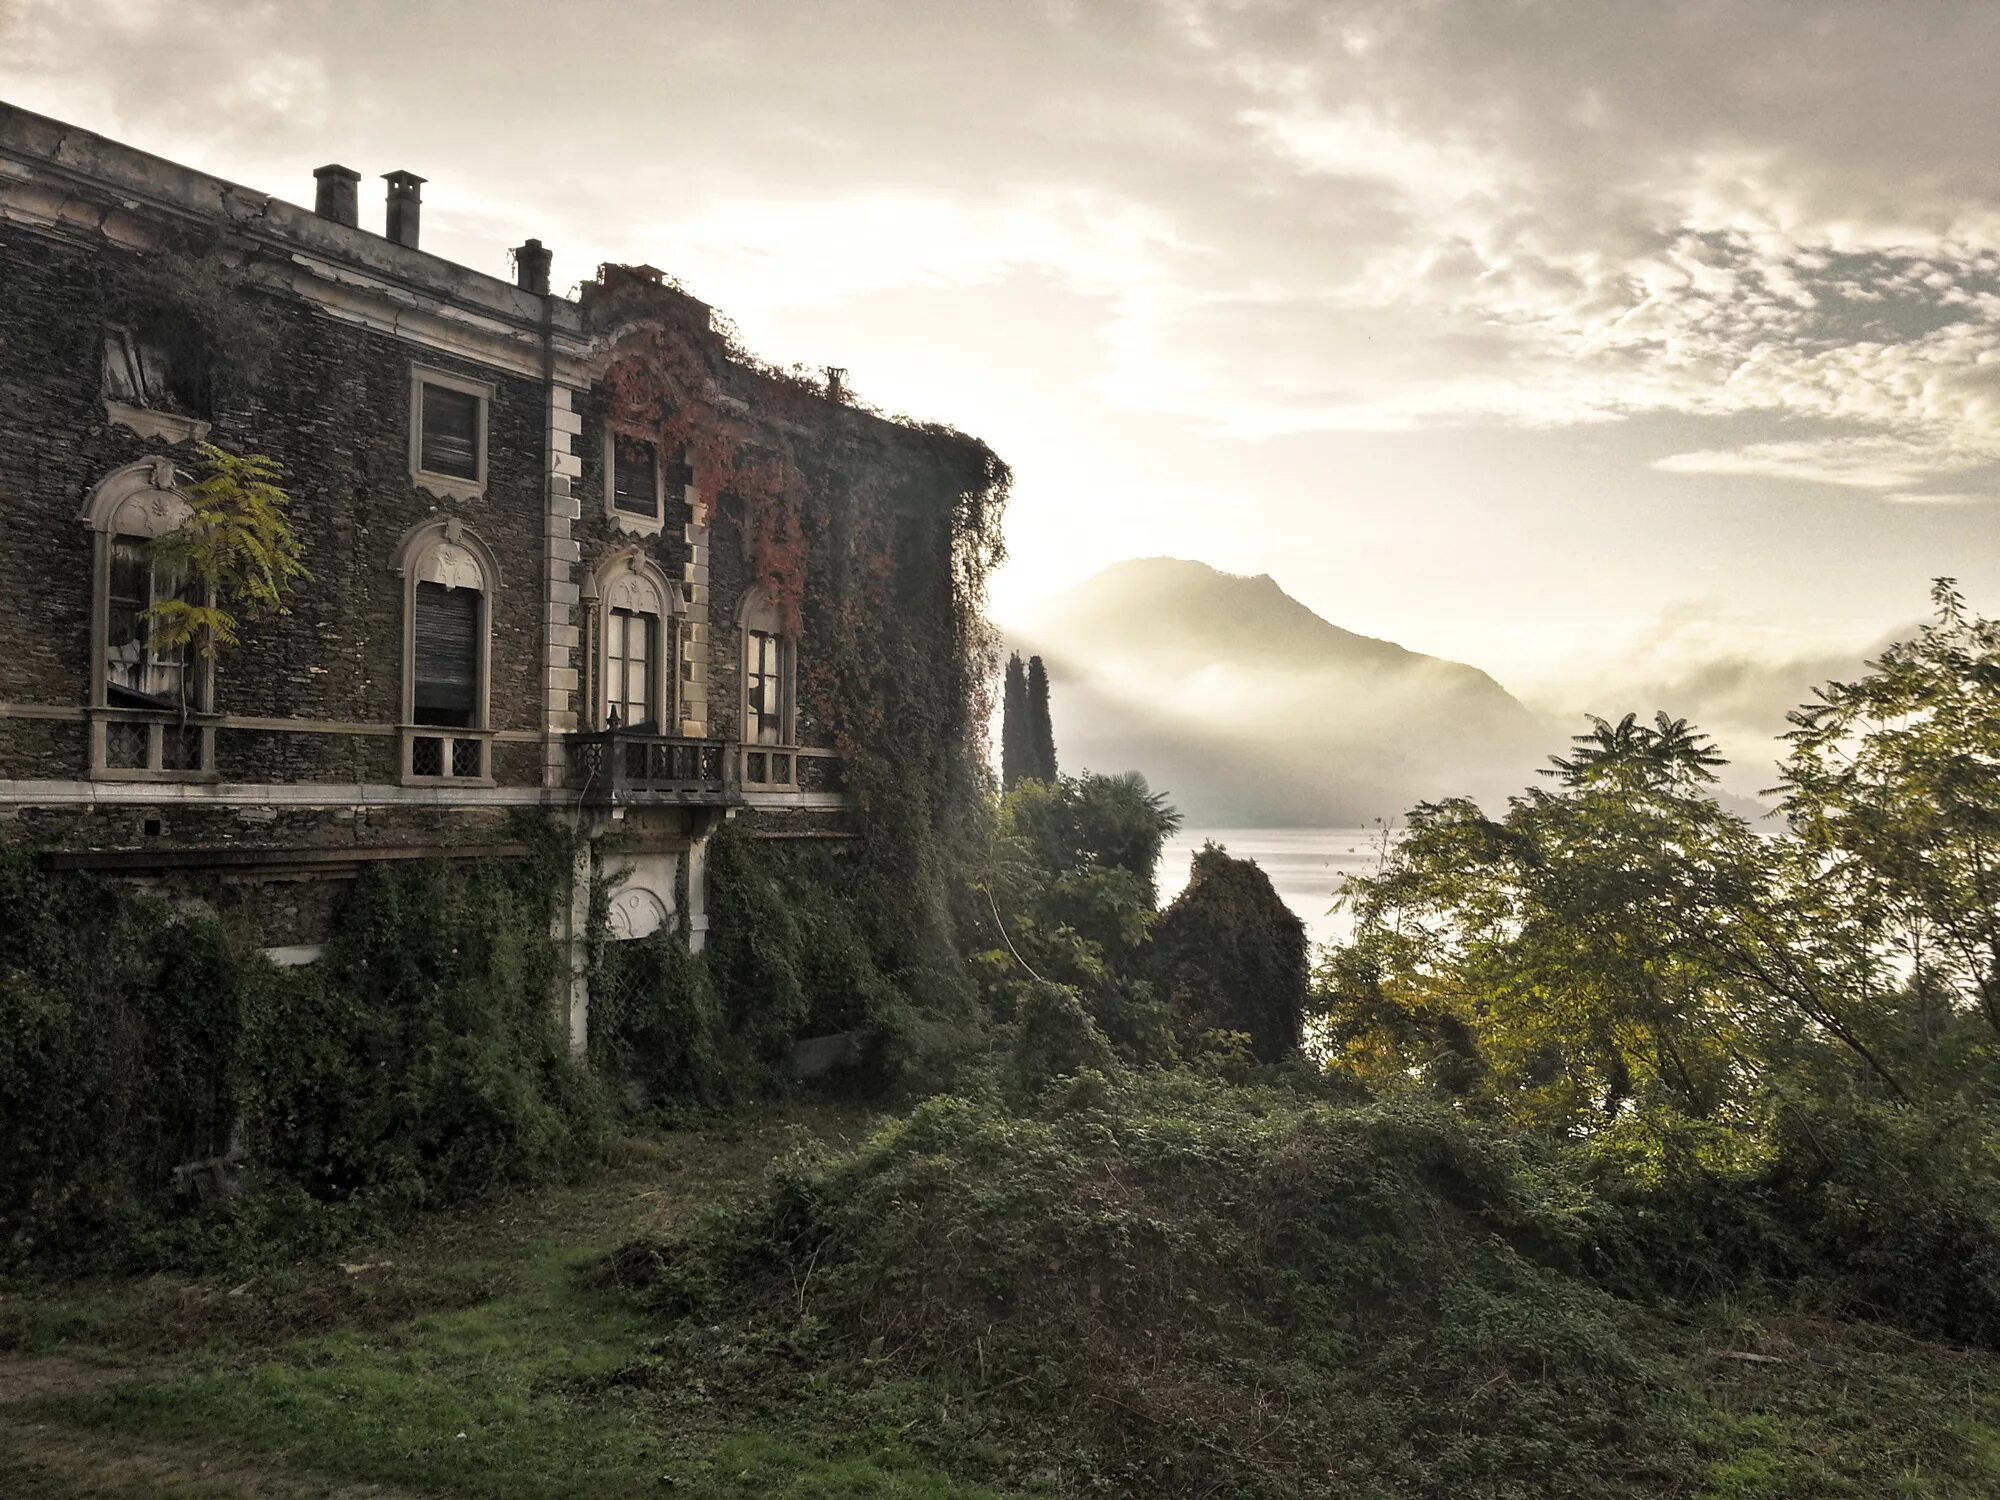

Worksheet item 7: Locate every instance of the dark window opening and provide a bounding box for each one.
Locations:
[413,580,480,727]
[105,535,198,711]
[419,383,481,480]
[103,327,210,417]
[613,437,659,518]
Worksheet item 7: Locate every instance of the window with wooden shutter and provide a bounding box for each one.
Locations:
[420,384,481,480]
[613,437,659,518]
[413,581,480,727]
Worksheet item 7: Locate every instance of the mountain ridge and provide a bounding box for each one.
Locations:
[1006,557,1551,825]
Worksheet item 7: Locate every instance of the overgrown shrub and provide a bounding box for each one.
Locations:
[0,832,607,1266]
[0,852,267,1256]
[1587,1097,2000,1348]
[701,827,981,1095]
[588,927,727,1111]
[1006,980,1114,1099]
[251,851,604,1214]
[603,1076,1675,1498]
[1155,841,1308,1063]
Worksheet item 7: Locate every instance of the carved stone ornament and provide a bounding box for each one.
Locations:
[79,457,191,538]
[606,885,670,941]
[606,569,663,615]
[418,541,483,592]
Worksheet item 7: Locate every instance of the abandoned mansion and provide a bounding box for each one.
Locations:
[0,103,999,1049]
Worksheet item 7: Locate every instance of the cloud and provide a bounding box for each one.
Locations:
[15,0,2000,496]
[1652,439,1958,491]
[1885,491,1997,506]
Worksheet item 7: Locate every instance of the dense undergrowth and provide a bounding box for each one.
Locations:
[600,1073,2000,1497]
[0,823,607,1268]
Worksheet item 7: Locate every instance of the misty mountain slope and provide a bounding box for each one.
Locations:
[1009,558,1551,825]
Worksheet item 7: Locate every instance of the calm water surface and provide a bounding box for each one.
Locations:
[1158,827,1389,951]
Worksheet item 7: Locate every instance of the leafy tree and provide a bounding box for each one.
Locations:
[1778,580,2000,1050]
[1155,843,1308,1063]
[1025,653,1058,782]
[1000,651,1031,791]
[146,442,309,664]
[1323,712,1912,1128]
[976,772,1183,1064]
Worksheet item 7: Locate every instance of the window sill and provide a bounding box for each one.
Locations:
[605,506,667,537]
[104,400,210,446]
[89,768,223,785]
[411,469,486,504]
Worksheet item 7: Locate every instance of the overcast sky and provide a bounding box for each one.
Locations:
[8,0,1997,734]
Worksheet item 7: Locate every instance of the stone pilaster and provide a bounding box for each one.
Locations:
[679,482,713,738]
[543,382,584,787]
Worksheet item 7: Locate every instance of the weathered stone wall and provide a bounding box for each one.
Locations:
[0,222,550,785]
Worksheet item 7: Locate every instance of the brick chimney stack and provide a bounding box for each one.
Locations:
[383,170,425,249]
[313,164,360,227]
[513,238,552,295]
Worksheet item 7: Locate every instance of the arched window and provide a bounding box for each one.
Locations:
[739,591,796,789]
[392,519,499,783]
[77,457,215,777]
[591,551,680,732]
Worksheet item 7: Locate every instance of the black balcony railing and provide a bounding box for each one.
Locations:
[567,730,732,804]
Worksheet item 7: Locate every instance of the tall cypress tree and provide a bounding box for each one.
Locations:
[1026,654,1058,783]
[1001,652,1031,791]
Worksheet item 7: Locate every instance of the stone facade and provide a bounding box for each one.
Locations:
[0,103,992,1052]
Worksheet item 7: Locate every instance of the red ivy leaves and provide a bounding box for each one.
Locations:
[603,325,812,632]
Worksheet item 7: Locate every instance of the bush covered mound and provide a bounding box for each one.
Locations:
[602,1074,2000,1497]
[605,1077,1685,1498]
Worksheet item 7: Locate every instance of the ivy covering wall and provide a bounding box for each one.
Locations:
[0,824,606,1265]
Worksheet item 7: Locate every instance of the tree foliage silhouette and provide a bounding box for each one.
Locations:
[1000,652,1031,791]
[1026,654,1058,783]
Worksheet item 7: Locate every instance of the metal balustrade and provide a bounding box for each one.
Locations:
[566,730,732,804]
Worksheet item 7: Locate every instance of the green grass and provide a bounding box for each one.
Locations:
[0,1107,1007,1499]
[4,1100,2000,1498]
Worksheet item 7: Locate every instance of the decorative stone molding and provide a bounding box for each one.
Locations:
[103,399,210,446]
[586,547,683,730]
[78,455,191,536]
[606,884,670,940]
[679,479,712,738]
[388,517,501,739]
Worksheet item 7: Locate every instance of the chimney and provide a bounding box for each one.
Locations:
[313,164,360,227]
[513,238,552,295]
[383,170,426,249]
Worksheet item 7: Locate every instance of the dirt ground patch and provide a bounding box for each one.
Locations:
[0,1412,435,1498]
[0,1352,132,1404]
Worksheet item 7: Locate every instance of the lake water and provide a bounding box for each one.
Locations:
[1158,827,1388,951]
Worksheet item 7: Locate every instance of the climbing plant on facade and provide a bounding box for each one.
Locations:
[146,442,309,663]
